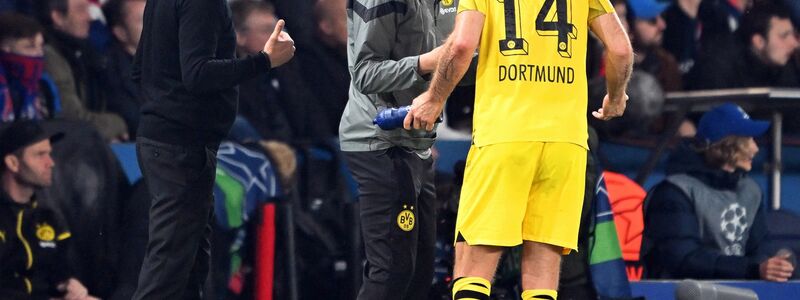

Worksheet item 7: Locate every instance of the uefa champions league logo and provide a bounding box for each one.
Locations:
[720,203,748,255]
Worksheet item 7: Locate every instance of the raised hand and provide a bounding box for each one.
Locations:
[263,19,295,68]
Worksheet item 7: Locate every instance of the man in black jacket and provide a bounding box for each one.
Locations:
[103,0,146,139]
[131,0,295,298]
[229,0,293,142]
[688,3,799,90]
[0,121,98,299]
[36,0,129,141]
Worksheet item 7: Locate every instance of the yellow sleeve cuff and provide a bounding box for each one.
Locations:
[57,232,71,241]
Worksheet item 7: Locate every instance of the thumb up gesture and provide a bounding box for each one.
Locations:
[263,19,295,68]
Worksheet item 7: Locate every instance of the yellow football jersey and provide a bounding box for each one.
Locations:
[458,0,614,149]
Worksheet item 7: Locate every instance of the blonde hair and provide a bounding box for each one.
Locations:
[702,136,752,169]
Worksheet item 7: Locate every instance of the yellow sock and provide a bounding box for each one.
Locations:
[521,289,558,299]
[451,277,491,300]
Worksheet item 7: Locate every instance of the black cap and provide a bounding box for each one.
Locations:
[0,121,64,158]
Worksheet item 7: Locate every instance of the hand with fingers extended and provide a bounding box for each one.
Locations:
[263,19,295,68]
[592,93,628,121]
[403,91,443,132]
[760,252,795,282]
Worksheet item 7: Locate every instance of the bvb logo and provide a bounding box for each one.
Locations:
[441,0,454,6]
[397,205,415,232]
[36,223,55,242]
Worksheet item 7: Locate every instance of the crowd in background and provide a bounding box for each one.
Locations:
[1,0,800,299]
[2,0,800,143]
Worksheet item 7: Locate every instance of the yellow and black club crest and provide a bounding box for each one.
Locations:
[397,205,415,232]
[441,0,454,7]
[36,223,55,242]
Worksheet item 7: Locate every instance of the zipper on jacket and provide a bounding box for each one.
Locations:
[434,0,439,26]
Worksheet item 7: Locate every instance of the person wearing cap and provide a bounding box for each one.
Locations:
[627,0,682,91]
[0,121,98,299]
[642,103,795,281]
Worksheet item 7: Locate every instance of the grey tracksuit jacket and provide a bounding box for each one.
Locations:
[339,0,458,152]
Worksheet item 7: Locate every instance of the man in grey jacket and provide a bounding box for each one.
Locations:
[340,0,457,298]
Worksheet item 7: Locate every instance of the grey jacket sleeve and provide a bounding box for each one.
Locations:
[350,1,426,95]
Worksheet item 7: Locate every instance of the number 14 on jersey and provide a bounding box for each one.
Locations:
[498,0,578,58]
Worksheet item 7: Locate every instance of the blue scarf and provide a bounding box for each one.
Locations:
[0,51,44,122]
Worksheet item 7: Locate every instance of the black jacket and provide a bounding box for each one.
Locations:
[237,72,293,142]
[106,43,142,138]
[134,0,271,146]
[0,191,71,299]
[642,142,769,279]
[46,30,109,113]
[688,35,800,90]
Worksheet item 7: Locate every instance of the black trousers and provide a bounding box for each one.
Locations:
[344,147,437,300]
[132,137,218,300]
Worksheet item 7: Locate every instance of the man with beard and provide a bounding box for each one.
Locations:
[689,2,799,89]
[0,121,98,299]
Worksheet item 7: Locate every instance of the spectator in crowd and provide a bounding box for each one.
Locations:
[103,0,144,139]
[629,0,683,91]
[588,0,669,140]
[228,0,297,188]
[230,0,293,142]
[688,3,799,89]
[269,0,351,141]
[0,120,99,299]
[662,0,705,75]
[662,0,745,76]
[642,103,795,281]
[0,12,60,122]
[301,0,350,136]
[312,0,346,56]
[35,0,129,141]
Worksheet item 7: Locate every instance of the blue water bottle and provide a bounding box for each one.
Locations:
[373,106,410,130]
